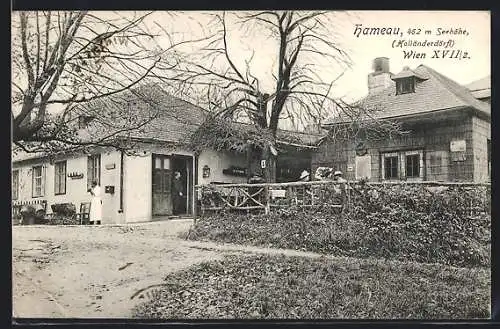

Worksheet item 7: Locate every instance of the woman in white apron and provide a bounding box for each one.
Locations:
[89,181,102,225]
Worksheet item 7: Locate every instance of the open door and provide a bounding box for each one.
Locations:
[171,155,194,216]
[152,154,173,216]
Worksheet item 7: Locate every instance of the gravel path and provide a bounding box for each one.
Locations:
[13,219,349,319]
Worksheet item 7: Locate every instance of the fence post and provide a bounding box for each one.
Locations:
[264,186,270,215]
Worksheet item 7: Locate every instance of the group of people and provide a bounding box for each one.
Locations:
[299,167,347,184]
[87,171,187,224]
[298,167,348,208]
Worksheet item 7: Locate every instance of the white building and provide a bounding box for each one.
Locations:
[12,84,319,223]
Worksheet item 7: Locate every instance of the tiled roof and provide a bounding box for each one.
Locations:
[324,65,490,125]
[79,83,209,143]
[466,76,490,100]
[12,84,323,162]
[391,66,428,80]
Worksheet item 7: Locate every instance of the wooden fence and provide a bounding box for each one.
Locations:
[195,181,491,217]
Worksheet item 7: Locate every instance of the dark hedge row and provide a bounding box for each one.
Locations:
[133,254,490,319]
[188,184,491,268]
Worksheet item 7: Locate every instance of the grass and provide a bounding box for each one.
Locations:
[133,254,490,319]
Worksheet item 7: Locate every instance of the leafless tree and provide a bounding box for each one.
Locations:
[168,11,404,182]
[11,11,180,155]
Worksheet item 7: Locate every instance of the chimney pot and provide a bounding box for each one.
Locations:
[372,57,390,73]
[368,57,394,95]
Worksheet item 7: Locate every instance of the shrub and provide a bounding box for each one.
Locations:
[188,184,490,268]
[133,254,490,319]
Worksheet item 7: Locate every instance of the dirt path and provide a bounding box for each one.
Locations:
[12,219,364,319]
[12,220,225,319]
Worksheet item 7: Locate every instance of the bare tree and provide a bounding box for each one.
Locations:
[168,11,404,182]
[11,11,179,155]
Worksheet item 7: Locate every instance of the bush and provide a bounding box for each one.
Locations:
[188,184,490,268]
[133,254,490,319]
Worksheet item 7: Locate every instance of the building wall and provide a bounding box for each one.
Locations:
[123,153,152,223]
[312,112,483,182]
[471,116,491,182]
[197,149,248,185]
[12,149,124,224]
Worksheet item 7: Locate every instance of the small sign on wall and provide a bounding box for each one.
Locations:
[355,155,372,180]
[450,140,466,162]
[450,140,466,152]
[105,163,116,170]
[261,160,266,169]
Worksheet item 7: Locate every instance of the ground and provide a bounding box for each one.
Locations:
[13,219,340,318]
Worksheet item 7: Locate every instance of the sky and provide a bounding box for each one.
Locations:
[149,10,490,102]
[11,10,491,119]
[338,11,490,101]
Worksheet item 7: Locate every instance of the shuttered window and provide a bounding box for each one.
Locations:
[54,161,67,195]
[32,165,45,197]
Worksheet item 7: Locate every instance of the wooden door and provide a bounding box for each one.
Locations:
[152,155,172,216]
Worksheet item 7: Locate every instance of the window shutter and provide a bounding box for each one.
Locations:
[42,165,46,196]
[400,153,406,179]
[419,152,424,179]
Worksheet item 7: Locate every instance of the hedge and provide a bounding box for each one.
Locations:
[188,183,490,268]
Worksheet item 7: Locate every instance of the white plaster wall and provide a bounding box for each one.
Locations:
[12,150,123,224]
[123,153,152,223]
[197,149,248,185]
[100,151,123,224]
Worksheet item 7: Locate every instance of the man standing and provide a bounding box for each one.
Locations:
[172,171,186,215]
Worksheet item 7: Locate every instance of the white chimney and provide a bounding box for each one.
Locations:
[367,57,394,95]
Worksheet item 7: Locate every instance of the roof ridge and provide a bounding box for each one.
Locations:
[421,65,488,113]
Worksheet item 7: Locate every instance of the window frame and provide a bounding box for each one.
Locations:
[405,154,420,178]
[382,152,399,180]
[12,170,19,200]
[87,154,101,189]
[54,161,67,195]
[396,77,415,95]
[32,165,45,198]
[381,150,424,181]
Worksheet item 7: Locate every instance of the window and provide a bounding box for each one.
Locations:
[87,154,101,189]
[32,165,45,197]
[54,161,67,195]
[382,150,423,181]
[405,154,420,178]
[384,155,399,180]
[396,78,415,95]
[12,170,19,200]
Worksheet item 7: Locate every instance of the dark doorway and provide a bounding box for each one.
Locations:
[171,155,194,216]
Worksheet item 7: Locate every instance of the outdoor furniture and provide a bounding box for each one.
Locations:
[47,203,77,225]
[76,202,91,225]
[16,200,48,225]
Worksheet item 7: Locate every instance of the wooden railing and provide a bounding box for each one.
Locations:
[196,180,348,215]
[195,181,491,217]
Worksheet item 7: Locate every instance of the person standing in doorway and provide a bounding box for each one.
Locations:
[172,171,186,215]
[89,180,102,225]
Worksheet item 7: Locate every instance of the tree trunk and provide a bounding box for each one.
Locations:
[261,145,277,183]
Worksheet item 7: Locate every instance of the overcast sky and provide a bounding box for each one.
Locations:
[338,10,490,100]
[149,10,490,102]
[11,10,490,117]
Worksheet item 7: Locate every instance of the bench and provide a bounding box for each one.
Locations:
[12,200,48,225]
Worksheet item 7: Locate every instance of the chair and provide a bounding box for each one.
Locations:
[76,202,91,225]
